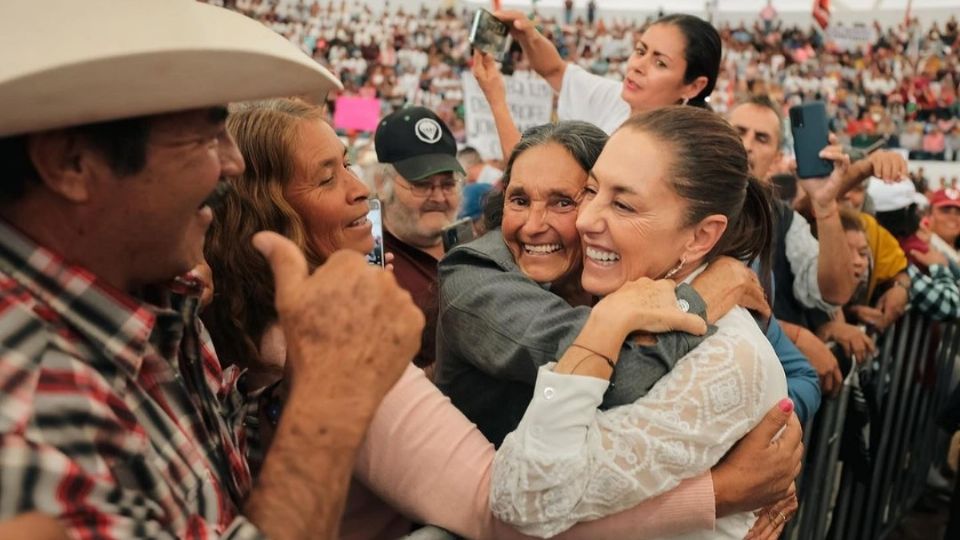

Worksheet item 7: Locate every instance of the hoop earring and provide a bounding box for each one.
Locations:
[663,256,687,280]
[681,97,689,106]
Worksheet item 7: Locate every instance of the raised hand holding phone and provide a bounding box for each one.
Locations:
[790,102,832,180]
[469,8,511,61]
[796,133,850,213]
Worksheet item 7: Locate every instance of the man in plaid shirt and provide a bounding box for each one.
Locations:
[0,1,423,539]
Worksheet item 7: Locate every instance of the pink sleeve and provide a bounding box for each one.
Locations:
[353,365,716,540]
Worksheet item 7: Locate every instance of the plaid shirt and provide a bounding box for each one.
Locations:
[908,263,960,321]
[0,220,265,539]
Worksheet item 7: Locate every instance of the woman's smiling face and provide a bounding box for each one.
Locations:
[575,128,694,296]
[501,143,588,284]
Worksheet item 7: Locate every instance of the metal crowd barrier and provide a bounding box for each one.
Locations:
[395,311,958,540]
[785,311,960,540]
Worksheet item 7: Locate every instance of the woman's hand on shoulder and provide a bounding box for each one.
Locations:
[694,256,770,324]
[593,277,708,337]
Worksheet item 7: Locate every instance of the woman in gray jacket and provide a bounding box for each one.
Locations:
[434,121,762,446]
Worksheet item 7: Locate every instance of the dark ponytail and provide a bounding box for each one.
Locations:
[655,14,722,107]
[717,176,774,288]
[619,107,773,273]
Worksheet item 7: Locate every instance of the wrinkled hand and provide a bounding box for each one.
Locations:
[876,284,909,330]
[868,150,908,182]
[801,333,844,397]
[820,320,876,364]
[594,277,708,337]
[712,400,804,516]
[253,232,424,420]
[693,256,770,323]
[745,483,799,540]
[911,247,948,268]
[798,139,850,209]
[472,50,507,105]
[848,305,885,328]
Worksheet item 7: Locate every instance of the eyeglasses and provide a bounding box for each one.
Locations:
[395,177,461,198]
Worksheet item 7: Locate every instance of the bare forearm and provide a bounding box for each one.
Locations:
[555,307,628,379]
[838,158,873,196]
[244,394,371,540]
[515,28,567,91]
[814,201,857,304]
[489,96,522,159]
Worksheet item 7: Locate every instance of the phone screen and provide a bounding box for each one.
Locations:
[469,9,511,60]
[790,102,832,179]
[367,200,385,267]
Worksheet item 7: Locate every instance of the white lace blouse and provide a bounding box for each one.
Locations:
[490,306,788,539]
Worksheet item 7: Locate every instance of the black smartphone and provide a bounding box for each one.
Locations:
[789,102,833,179]
[442,218,476,252]
[366,199,385,267]
[469,8,511,61]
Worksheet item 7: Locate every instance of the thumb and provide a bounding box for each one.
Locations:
[252,231,308,306]
[661,311,709,336]
[750,398,794,444]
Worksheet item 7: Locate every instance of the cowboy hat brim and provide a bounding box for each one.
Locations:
[0,0,343,137]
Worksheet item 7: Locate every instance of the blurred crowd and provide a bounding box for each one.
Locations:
[221,0,960,162]
[4,1,960,539]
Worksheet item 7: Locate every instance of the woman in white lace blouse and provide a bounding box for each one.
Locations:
[492,107,850,539]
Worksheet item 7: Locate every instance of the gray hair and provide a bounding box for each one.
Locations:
[484,121,608,230]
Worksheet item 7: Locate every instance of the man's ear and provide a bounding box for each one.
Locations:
[683,214,729,262]
[26,131,96,203]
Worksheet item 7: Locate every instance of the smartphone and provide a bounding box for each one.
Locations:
[442,218,476,252]
[789,102,833,179]
[366,199,385,267]
[469,8,511,61]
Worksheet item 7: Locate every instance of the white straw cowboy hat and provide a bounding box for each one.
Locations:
[0,0,342,137]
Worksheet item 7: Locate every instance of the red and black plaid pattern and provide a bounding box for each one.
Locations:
[0,221,265,539]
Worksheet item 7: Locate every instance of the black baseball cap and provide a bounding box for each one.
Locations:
[374,106,465,181]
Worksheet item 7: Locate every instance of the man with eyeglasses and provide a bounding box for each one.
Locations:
[375,107,465,374]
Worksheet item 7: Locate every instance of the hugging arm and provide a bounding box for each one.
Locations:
[491,327,784,538]
[353,364,718,540]
[439,247,713,404]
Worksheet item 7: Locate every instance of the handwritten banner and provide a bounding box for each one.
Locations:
[462,71,554,160]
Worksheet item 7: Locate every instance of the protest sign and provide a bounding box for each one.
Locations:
[462,71,553,160]
[333,96,381,132]
[825,25,875,52]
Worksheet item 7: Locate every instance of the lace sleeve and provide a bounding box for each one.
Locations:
[491,318,783,538]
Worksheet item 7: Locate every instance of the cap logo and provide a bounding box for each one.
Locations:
[414,118,442,144]
[948,189,960,200]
